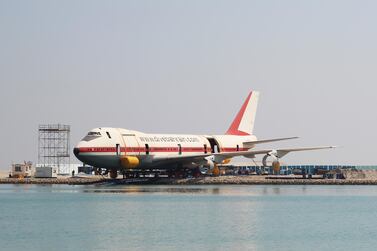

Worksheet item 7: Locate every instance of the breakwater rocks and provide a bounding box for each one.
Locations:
[3,172,377,185]
[168,176,377,185]
[0,177,107,185]
[114,175,377,185]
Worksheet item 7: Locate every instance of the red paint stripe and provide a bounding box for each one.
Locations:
[79,147,116,152]
[226,92,252,136]
[221,147,248,152]
[78,147,248,153]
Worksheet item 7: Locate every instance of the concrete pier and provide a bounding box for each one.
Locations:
[1,170,377,185]
[0,177,107,185]
[2,176,377,185]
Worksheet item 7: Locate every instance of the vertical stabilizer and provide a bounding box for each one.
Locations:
[226,91,260,135]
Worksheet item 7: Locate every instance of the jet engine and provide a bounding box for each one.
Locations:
[262,151,281,174]
[222,158,231,164]
[206,159,220,176]
[271,160,280,174]
[207,159,215,170]
[120,156,140,169]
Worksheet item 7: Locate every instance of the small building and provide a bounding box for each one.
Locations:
[78,165,93,174]
[34,167,58,178]
[10,161,34,178]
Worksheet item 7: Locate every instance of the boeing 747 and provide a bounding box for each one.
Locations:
[74,91,334,178]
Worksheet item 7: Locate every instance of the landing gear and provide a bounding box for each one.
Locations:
[212,164,220,177]
[94,167,102,175]
[174,169,183,178]
[109,168,118,179]
[117,168,204,179]
[192,167,201,178]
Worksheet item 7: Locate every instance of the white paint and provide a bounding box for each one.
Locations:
[238,91,259,135]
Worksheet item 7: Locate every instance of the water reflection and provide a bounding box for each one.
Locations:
[83,186,222,194]
[262,186,281,195]
[5,184,377,197]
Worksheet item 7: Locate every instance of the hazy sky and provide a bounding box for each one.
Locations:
[1,0,376,169]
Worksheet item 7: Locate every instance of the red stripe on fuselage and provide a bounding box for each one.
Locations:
[79,147,117,152]
[78,147,249,153]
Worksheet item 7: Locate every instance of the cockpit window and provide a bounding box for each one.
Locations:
[88,132,101,136]
[82,131,101,141]
[106,132,112,139]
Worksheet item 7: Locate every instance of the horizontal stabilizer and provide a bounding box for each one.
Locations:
[217,146,336,160]
[243,137,299,146]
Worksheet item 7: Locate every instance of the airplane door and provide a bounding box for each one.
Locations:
[122,134,140,154]
[206,137,221,153]
[116,144,121,156]
[145,144,150,155]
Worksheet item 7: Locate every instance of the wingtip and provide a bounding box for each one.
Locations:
[287,136,299,140]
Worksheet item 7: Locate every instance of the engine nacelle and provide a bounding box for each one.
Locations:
[120,156,140,169]
[272,160,281,174]
[262,153,278,167]
[262,153,281,174]
[207,159,215,170]
[222,158,231,164]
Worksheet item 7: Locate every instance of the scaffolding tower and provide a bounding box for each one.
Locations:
[38,124,70,174]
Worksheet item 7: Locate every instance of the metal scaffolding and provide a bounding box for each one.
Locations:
[38,124,70,174]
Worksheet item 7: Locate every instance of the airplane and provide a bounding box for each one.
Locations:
[73,91,335,178]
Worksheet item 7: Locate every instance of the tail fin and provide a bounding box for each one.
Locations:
[226,91,260,136]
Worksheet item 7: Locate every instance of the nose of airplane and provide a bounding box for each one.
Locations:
[73,147,80,158]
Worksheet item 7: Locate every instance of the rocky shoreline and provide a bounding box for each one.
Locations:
[0,177,107,185]
[2,175,377,185]
[167,176,377,185]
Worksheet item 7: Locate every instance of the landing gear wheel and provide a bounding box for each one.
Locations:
[174,170,182,178]
[193,167,201,178]
[183,169,189,178]
[95,167,102,175]
[212,164,220,177]
[110,169,118,179]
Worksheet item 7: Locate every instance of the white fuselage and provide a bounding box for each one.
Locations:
[74,127,257,169]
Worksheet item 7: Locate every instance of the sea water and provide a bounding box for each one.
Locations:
[1,184,377,251]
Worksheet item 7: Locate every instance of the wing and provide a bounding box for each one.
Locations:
[149,146,335,166]
[150,153,211,166]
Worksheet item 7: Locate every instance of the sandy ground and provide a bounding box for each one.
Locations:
[0,170,9,178]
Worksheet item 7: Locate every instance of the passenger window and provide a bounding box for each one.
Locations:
[106,132,111,139]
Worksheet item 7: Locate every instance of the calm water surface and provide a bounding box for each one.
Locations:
[1,184,377,251]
